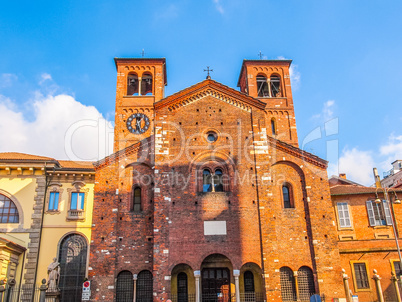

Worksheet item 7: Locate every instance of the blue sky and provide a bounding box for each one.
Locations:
[1,0,402,185]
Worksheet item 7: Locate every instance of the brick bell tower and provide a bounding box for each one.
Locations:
[237,59,299,146]
[113,58,167,152]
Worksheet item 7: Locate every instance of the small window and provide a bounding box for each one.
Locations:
[270,75,281,97]
[244,271,255,293]
[0,194,19,223]
[133,187,141,212]
[353,262,369,289]
[282,184,293,208]
[214,169,223,192]
[71,192,85,210]
[203,169,212,192]
[257,75,269,97]
[392,260,402,280]
[127,74,139,95]
[271,119,276,135]
[337,202,352,228]
[49,192,60,211]
[141,73,153,95]
[206,131,217,143]
[366,200,392,226]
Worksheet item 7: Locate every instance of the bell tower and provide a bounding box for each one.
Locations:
[113,58,167,152]
[237,59,298,147]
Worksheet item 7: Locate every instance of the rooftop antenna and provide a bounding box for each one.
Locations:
[204,66,213,79]
[258,51,264,60]
[141,49,146,58]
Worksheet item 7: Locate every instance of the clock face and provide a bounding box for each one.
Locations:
[126,113,150,134]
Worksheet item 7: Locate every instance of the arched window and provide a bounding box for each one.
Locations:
[256,75,269,97]
[177,272,188,302]
[127,74,139,95]
[271,119,276,136]
[136,270,153,302]
[116,271,134,302]
[133,187,141,212]
[297,266,315,300]
[244,271,255,293]
[0,194,19,223]
[214,169,223,192]
[203,169,212,192]
[270,75,281,97]
[141,73,153,95]
[280,267,297,301]
[58,234,88,302]
[282,184,294,208]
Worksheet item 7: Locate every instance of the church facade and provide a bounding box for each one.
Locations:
[88,58,345,302]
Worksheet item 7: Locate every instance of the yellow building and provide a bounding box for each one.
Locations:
[0,152,94,299]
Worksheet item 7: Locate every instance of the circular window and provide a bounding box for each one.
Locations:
[206,131,218,143]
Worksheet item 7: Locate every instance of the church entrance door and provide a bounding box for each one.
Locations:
[201,268,230,302]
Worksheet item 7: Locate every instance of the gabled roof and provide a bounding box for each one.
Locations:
[94,141,144,170]
[0,152,94,171]
[0,152,54,161]
[330,184,402,195]
[154,79,267,111]
[329,175,363,187]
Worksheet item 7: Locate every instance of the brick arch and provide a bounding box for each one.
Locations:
[189,151,236,193]
[196,252,237,271]
[271,160,318,290]
[169,262,194,273]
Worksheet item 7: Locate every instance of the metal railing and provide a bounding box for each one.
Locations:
[170,293,264,302]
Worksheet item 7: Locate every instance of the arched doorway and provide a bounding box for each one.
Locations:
[240,262,264,302]
[58,234,88,302]
[201,254,233,302]
[171,263,195,302]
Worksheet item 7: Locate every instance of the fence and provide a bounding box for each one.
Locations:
[170,292,264,302]
[0,281,59,302]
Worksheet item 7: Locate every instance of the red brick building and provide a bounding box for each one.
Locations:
[330,175,402,302]
[88,58,345,302]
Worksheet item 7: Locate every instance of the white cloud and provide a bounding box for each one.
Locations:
[0,73,18,88]
[380,134,402,158]
[337,147,375,186]
[39,73,52,85]
[277,56,300,89]
[312,100,336,121]
[0,87,114,161]
[213,0,224,14]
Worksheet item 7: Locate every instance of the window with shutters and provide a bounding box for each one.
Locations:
[366,200,392,226]
[351,262,370,290]
[337,202,352,228]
